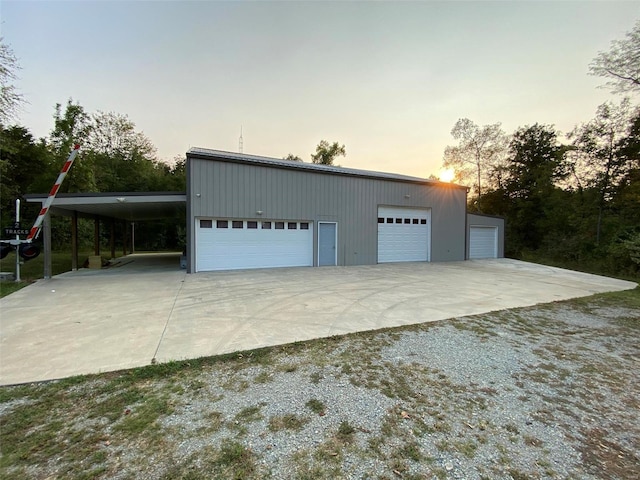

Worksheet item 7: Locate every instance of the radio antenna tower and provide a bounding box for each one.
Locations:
[239,126,243,153]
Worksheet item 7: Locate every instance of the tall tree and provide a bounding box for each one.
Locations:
[283,153,302,162]
[0,125,51,226]
[311,140,346,165]
[49,100,95,192]
[0,38,24,125]
[442,118,509,210]
[507,124,564,199]
[505,124,566,251]
[567,98,637,244]
[85,111,161,191]
[589,20,640,93]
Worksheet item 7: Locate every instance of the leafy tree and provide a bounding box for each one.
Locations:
[311,140,346,165]
[283,153,302,162]
[442,118,509,210]
[87,111,155,159]
[589,20,640,93]
[84,111,162,192]
[506,124,567,203]
[0,125,50,227]
[567,98,638,244]
[0,38,24,125]
[49,100,95,193]
[504,124,566,251]
[612,108,640,225]
[49,99,91,152]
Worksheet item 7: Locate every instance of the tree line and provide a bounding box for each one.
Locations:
[1,98,186,251]
[1,20,638,277]
[442,21,639,277]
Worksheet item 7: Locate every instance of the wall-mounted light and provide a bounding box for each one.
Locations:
[256,210,263,215]
[117,197,126,203]
[196,193,201,197]
[404,194,411,199]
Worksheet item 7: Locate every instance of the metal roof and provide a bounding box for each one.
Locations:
[187,147,465,189]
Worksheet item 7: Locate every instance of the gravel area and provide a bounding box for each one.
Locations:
[1,292,639,479]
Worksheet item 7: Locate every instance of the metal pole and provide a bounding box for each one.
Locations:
[43,214,52,279]
[131,222,135,253]
[15,199,21,282]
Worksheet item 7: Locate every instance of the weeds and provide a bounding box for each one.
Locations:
[267,413,309,432]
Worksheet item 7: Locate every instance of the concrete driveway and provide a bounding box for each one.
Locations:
[0,254,636,385]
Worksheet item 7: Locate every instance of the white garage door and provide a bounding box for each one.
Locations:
[196,219,313,271]
[469,226,498,259]
[377,206,430,263]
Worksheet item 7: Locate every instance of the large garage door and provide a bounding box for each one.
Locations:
[196,219,313,271]
[469,226,498,259]
[377,206,430,263]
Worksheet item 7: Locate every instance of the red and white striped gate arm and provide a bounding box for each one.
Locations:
[26,144,81,242]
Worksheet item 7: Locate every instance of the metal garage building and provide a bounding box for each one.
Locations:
[186,148,475,273]
[24,147,504,276]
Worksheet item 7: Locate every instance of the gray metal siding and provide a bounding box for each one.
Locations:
[188,158,468,270]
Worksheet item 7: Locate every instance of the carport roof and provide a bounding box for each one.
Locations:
[24,192,186,221]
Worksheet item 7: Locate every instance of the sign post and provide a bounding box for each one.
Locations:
[15,199,21,282]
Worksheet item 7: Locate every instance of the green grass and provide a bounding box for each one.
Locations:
[0,250,125,298]
[305,398,326,415]
[518,251,640,282]
[267,413,309,432]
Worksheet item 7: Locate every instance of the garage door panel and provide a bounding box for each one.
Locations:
[196,219,313,271]
[469,226,497,259]
[377,207,430,263]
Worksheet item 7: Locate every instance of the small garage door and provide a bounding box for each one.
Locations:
[377,206,430,263]
[196,219,313,271]
[469,226,498,259]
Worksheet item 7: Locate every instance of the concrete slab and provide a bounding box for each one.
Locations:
[0,255,636,385]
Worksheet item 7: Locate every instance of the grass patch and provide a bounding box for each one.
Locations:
[0,280,30,298]
[233,405,264,424]
[336,420,356,442]
[267,413,309,432]
[0,250,130,298]
[161,439,261,479]
[396,440,423,462]
[305,398,326,415]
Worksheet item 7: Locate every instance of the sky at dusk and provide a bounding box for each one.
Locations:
[1,1,638,178]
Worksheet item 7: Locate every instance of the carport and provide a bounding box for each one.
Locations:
[24,192,186,277]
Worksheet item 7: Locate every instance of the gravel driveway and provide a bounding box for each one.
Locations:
[1,290,638,479]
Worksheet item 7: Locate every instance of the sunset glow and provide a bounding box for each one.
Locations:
[439,168,455,183]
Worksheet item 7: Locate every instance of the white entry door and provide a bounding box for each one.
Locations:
[377,206,430,263]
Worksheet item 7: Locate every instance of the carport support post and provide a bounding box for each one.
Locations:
[93,215,100,256]
[122,221,128,256]
[71,211,78,271]
[110,220,116,259]
[43,214,52,279]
